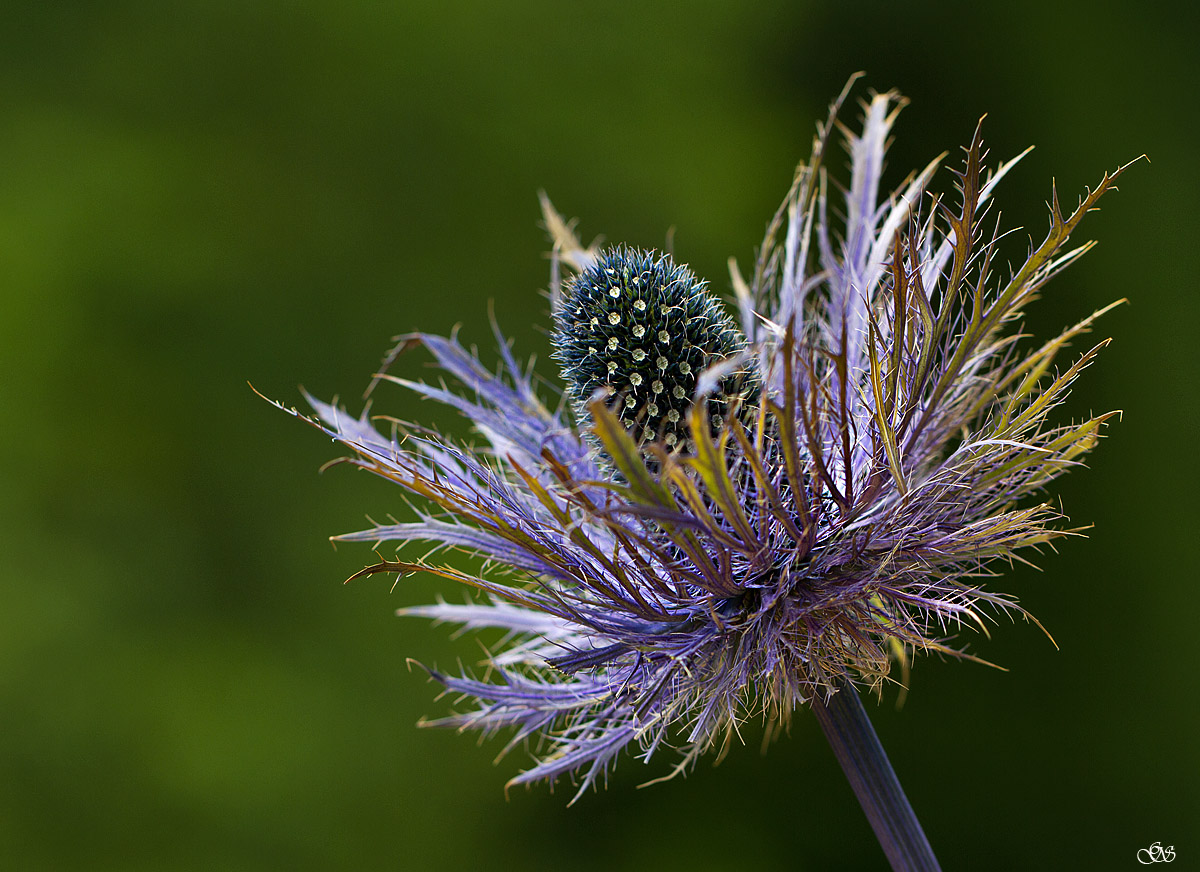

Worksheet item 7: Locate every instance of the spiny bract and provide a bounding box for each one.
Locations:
[552,245,761,452]
[274,84,1134,802]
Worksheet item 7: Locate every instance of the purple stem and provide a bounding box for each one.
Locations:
[811,683,941,872]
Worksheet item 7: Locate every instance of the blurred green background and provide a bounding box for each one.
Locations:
[1,1,1195,869]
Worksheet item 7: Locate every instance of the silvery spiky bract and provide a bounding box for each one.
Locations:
[275,85,1132,801]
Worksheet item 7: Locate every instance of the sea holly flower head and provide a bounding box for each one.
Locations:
[551,244,761,454]
[272,83,1134,803]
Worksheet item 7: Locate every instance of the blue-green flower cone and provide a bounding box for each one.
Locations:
[552,245,761,453]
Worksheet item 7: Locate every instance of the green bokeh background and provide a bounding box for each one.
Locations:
[2,2,1195,869]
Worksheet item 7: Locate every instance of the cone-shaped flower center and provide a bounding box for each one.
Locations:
[553,246,760,451]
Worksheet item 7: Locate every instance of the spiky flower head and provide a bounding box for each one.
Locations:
[552,245,760,453]
[274,83,1134,801]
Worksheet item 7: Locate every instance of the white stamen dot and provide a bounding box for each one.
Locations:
[633,299,646,311]
[607,337,619,351]
[679,362,692,375]
[631,349,646,361]
[664,433,678,446]
[666,409,680,423]
[607,361,618,372]
[629,373,643,387]
[632,325,646,338]
[642,427,654,441]
[647,403,659,417]
[656,356,668,370]
[651,380,664,394]
[673,386,687,399]
[608,312,620,325]
[608,287,621,298]
[660,304,671,315]
[658,331,670,343]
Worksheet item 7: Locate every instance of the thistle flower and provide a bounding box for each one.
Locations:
[551,244,761,455]
[273,83,1134,830]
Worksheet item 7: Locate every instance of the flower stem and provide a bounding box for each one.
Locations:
[811,683,941,872]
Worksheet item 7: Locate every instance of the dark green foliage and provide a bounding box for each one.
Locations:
[552,246,760,452]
